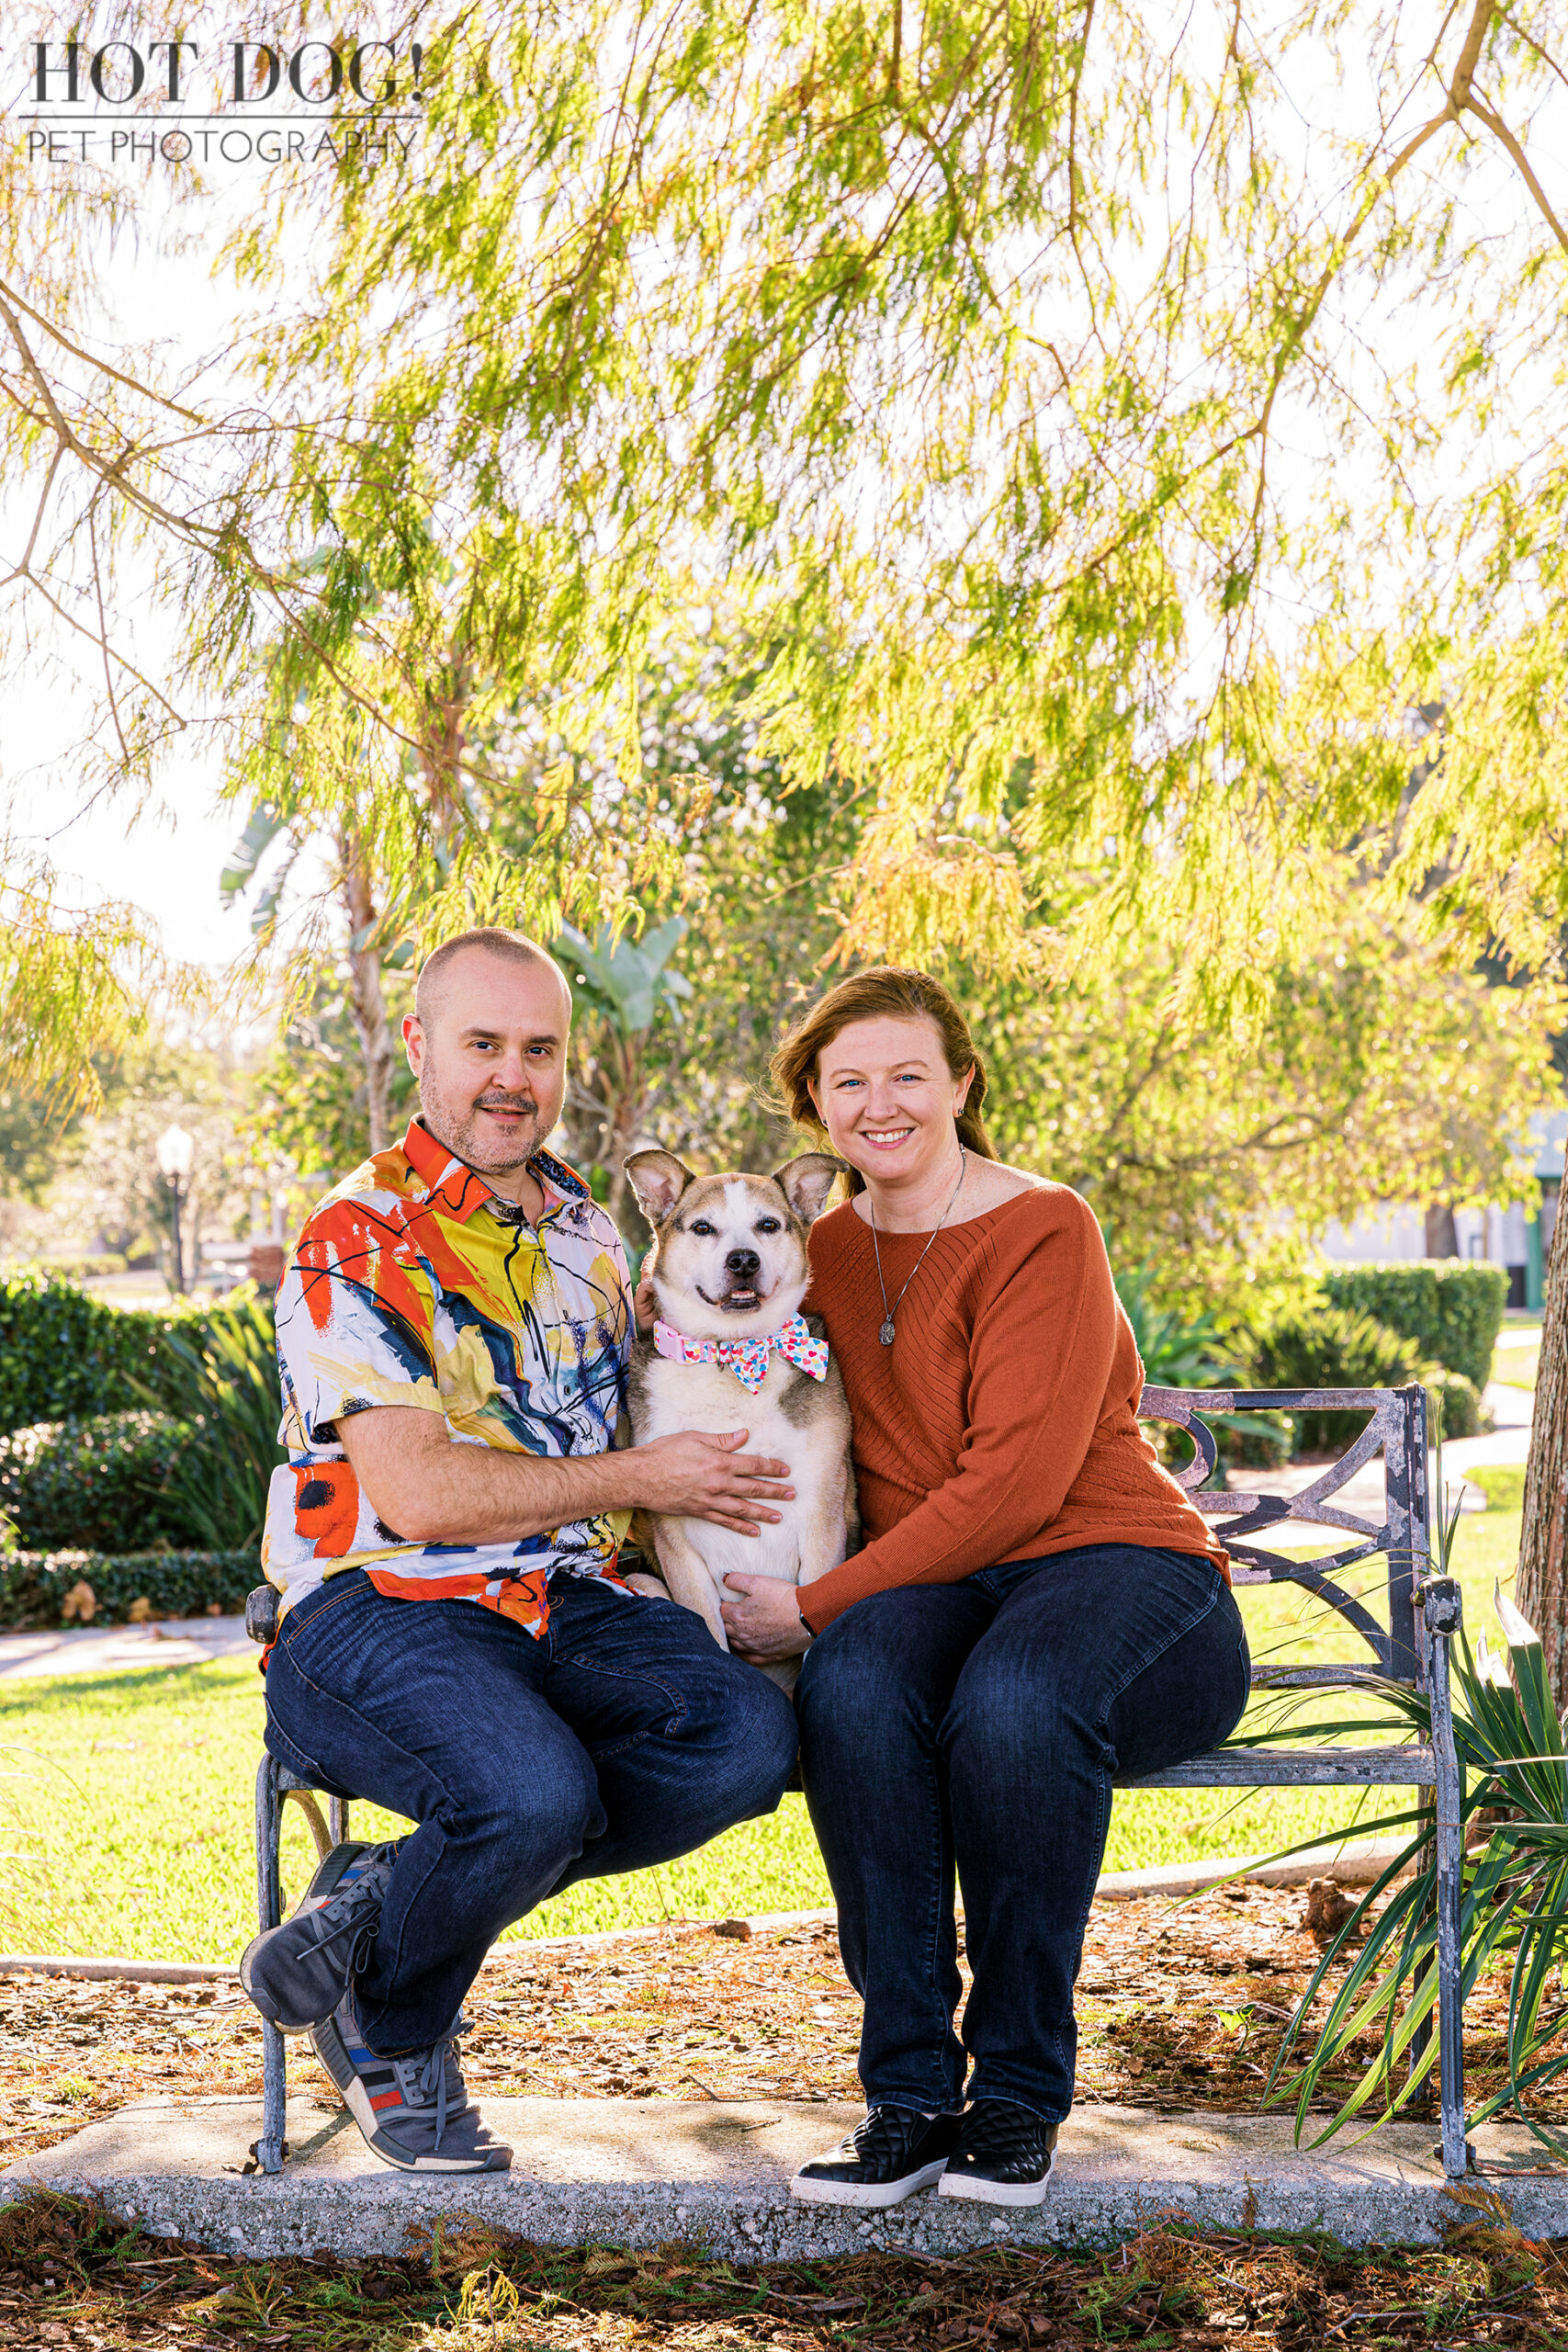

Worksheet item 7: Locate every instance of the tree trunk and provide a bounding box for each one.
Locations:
[342,847,395,1156]
[602,1035,648,1229]
[1517,1184,1568,1705]
[1425,1204,1459,1257]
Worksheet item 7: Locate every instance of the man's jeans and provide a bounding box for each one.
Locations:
[264,1570,798,2056]
[795,1544,1250,2122]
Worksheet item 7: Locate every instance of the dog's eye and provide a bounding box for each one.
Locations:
[689,1219,716,1236]
[756,1217,782,1234]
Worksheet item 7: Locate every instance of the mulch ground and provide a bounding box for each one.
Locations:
[8,1888,1568,2345]
[5,1883,1566,2172]
[5,2180,1568,2351]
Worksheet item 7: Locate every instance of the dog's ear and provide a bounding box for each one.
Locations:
[772,1152,846,1227]
[625,1149,696,1227]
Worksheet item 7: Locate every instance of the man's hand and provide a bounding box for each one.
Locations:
[721,1571,813,1663]
[633,1429,794,1537]
[634,1272,659,1332]
[338,1406,792,1547]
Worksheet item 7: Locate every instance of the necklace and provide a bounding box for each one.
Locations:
[868,1148,967,1346]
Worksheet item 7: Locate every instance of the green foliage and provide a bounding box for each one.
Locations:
[1115,1262,1293,1472]
[0,1549,259,1629]
[0,1412,192,1553]
[970,882,1559,1329]
[1260,1587,1568,2158]
[1320,1261,1510,1392]
[1113,1263,1243,1387]
[0,1275,175,1434]
[147,1300,287,1553]
[1248,1305,1483,1453]
[242,972,415,1182]
[558,918,693,1037]
[0,1275,278,1438]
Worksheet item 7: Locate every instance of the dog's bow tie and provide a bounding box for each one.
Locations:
[652,1312,829,1395]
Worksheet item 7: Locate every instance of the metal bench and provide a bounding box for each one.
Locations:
[243,1376,1465,2178]
[243,1584,351,2174]
[1131,1380,1465,2177]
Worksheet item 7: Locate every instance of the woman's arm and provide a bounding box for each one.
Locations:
[792,1193,1121,1633]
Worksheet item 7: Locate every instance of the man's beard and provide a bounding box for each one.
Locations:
[419,1071,547,1172]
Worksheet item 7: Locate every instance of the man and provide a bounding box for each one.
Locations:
[241,926,799,2174]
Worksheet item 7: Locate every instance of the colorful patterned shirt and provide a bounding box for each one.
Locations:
[261,1117,633,1632]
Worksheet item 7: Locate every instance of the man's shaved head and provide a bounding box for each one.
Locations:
[403,929,575,1199]
[414,928,570,1029]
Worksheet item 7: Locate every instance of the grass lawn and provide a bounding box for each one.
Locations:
[0,1502,1526,1965]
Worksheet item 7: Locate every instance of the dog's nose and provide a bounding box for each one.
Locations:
[725,1250,761,1280]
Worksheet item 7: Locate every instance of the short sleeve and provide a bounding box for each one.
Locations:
[276,1194,446,1448]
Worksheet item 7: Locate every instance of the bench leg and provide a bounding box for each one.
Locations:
[1426,1589,1469,2177]
[1406,1790,1437,2105]
[253,1754,288,2174]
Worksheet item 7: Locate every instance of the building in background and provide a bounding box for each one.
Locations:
[1319,1111,1565,1310]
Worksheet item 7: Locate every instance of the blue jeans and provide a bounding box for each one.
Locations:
[264,1569,798,2056]
[795,1544,1250,2121]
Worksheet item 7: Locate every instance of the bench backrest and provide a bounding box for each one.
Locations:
[1136,1382,1432,1688]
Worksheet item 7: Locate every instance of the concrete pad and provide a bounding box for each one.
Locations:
[5,2096,1564,2257]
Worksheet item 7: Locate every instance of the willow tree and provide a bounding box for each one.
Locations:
[6,2,1568,1656]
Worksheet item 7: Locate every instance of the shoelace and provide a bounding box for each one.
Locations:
[391,2014,471,2152]
[313,1848,399,1969]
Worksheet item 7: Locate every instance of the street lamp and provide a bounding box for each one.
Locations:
[156,1125,196,1295]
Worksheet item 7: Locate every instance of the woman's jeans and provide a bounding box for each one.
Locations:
[264,1569,798,2057]
[795,1544,1250,2122]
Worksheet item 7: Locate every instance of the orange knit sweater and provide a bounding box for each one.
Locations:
[796,1183,1228,1633]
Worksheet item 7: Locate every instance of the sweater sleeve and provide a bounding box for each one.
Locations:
[798,1192,1120,1632]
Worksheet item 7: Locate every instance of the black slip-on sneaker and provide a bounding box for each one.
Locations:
[241,1838,399,2034]
[938,2099,1059,2207]
[308,1991,513,2173]
[790,2105,963,2207]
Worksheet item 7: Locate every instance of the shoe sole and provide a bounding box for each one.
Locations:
[310,2009,512,2174]
[938,2164,1054,2208]
[240,1840,377,2034]
[790,2158,949,2208]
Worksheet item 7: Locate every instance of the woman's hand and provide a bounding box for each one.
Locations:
[721,1571,813,1663]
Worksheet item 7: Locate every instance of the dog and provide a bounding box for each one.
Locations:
[622,1149,858,1687]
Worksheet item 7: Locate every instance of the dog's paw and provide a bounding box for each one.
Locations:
[624,1571,671,1601]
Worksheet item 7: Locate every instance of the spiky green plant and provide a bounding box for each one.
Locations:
[138,1300,284,1553]
[1251,1503,1568,2153]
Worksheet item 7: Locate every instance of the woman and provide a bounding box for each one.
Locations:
[718,967,1249,2211]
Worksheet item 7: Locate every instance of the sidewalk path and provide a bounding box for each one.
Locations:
[0,1616,254,1682]
[1226,1376,1533,1521]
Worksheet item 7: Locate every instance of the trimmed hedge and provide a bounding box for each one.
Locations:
[1319,1261,1508,1392]
[0,1411,194,1552]
[0,1272,276,1436]
[0,1548,261,1629]
[1251,1304,1483,1453]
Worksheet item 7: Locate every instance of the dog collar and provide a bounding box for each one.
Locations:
[652,1312,829,1396]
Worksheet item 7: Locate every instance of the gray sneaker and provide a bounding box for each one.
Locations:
[241,1839,399,2034]
[310,1990,513,2173]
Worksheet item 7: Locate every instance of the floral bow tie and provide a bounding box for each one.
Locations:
[652,1312,829,1396]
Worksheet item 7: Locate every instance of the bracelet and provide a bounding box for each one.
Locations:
[796,1603,814,1642]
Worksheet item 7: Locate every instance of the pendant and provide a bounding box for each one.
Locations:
[879,1318,897,1346]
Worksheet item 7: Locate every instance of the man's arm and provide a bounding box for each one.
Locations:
[338,1408,795,1544]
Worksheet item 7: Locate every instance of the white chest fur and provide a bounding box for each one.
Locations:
[630,1345,852,1657]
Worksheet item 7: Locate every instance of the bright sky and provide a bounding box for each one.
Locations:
[1,163,265,971]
